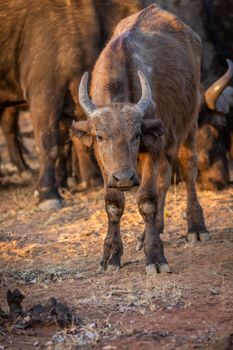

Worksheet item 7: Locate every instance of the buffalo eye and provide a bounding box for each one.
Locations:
[131,133,141,142]
[96,135,104,142]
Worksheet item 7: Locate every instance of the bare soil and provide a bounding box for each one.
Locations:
[0,121,233,350]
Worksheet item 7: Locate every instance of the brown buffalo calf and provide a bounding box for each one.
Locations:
[72,4,210,274]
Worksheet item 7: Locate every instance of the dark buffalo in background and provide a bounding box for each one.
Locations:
[0,0,103,210]
[200,0,233,189]
[197,61,233,190]
[155,0,233,190]
[203,0,233,71]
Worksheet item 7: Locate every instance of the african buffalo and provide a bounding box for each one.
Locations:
[197,60,233,190]
[72,4,209,274]
[0,0,102,209]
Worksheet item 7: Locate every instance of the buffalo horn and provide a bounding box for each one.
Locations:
[205,59,233,110]
[135,70,152,114]
[78,72,97,117]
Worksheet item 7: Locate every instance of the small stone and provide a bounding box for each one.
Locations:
[149,304,156,312]
[210,288,219,295]
[90,322,97,328]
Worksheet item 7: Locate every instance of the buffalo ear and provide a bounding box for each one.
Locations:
[215,95,230,114]
[70,120,94,147]
[141,119,166,137]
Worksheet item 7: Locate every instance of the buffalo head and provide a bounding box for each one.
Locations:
[197,59,233,190]
[204,59,233,115]
[72,71,165,190]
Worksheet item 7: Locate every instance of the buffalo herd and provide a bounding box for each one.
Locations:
[0,1,232,272]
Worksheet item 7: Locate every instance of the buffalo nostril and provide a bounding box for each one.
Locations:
[109,171,139,189]
[129,172,136,181]
[113,174,120,182]
[112,171,135,182]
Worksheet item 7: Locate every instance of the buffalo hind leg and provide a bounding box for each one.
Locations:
[179,128,210,242]
[55,121,71,189]
[31,98,63,211]
[72,138,101,189]
[98,188,125,273]
[137,153,170,274]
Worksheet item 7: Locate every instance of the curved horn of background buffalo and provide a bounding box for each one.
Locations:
[205,59,233,110]
[135,70,152,114]
[78,72,97,117]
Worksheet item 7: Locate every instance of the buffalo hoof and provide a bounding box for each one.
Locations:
[20,170,32,180]
[97,264,120,273]
[34,189,39,198]
[146,265,158,275]
[97,265,105,274]
[198,232,210,242]
[67,176,77,188]
[136,241,144,251]
[158,263,171,273]
[107,264,120,272]
[187,232,198,243]
[39,199,63,211]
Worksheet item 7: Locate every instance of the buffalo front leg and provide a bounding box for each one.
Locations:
[72,138,101,189]
[1,107,30,173]
[179,128,210,242]
[137,153,170,274]
[136,155,171,251]
[98,188,125,273]
[156,155,172,234]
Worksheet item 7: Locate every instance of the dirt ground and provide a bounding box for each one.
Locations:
[0,119,233,350]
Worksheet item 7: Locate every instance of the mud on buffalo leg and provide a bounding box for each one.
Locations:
[156,155,172,234]
[98,188,125,273]
[178,125,210,242]
[1,106,30,172]
[30,96,63,210]
[137,153,170,274]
